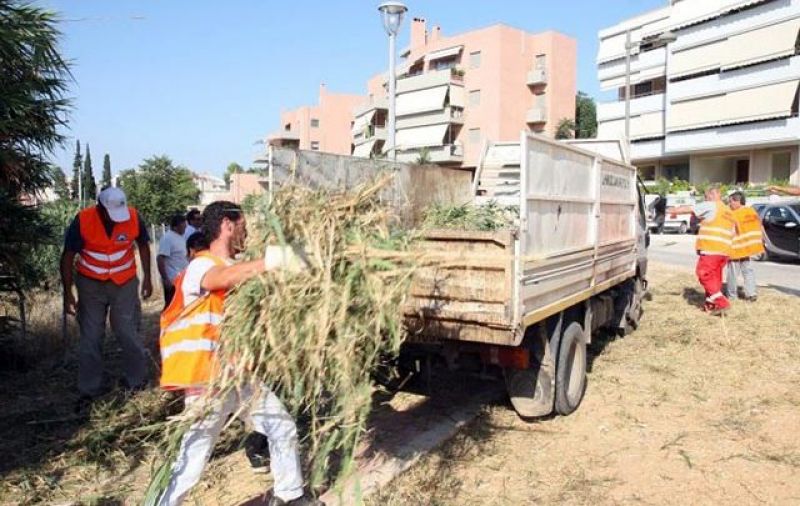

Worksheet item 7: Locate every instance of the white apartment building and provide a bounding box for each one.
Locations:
[597,0,800,186]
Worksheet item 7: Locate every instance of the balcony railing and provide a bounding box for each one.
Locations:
[527,68,547,86]
[526,106,547,124]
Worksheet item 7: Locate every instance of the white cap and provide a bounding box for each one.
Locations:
[97,187,131,222]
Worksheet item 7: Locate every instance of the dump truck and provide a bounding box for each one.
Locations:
[402,133,649,418]
[263,133,648,418]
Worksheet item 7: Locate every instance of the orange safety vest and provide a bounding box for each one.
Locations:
[695,201,736,256]
[731,207,765,260]
[76,206,140,285]
[159,252,226,390]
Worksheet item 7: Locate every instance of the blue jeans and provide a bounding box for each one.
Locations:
[726,258,756,299]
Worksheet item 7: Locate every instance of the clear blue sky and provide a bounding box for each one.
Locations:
[43,0,666,178]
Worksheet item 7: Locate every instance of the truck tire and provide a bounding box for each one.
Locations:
[554,321,587,416]
[622,277,645,336]
[505,365,554,419]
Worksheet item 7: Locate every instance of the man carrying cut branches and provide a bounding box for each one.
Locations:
[156,201,319,506]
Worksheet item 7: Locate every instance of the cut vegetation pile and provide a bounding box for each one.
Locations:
[422,201,518,231]
[146,175,419,502]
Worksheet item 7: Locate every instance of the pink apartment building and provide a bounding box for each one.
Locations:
[268,84,363,155]
[268,19,577,170]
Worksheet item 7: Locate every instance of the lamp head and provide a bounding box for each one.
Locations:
[378,1,408,36]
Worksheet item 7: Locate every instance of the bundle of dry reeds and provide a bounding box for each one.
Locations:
[145,175,418,502]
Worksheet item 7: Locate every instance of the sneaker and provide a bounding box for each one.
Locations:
[244,432,270,473]
[267,492,323,506]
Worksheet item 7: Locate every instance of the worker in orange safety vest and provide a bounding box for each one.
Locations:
[669,186,737,315]
[155,200,319,506]
[726,191,765,302]
[60,187,153,408]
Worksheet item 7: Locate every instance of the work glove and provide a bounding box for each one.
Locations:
[264,245,308,274]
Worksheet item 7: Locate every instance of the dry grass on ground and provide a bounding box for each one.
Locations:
[369,262,800,506]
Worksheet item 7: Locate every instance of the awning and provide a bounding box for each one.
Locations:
[718,0,770,17]
[352,139,378,158]
[396,85,449,116]
[631,111,664,139]
[395,124,449,149]
[668,0,720,31]
[670,39,724,78]
[722,17,800,70]
[351,109,376,136]
[667,80,800,132]
[718,80,799,127]
[424,45,463,62]
[597,31,640,64]
[449,85,465,108]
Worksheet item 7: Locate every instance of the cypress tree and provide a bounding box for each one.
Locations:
[70,139,81,200]
[101,153,112,189]
[82,143,97,200]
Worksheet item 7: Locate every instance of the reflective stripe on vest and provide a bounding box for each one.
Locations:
[159,252,227,390]
[76,206,139,285]
[731,207,765,260]
[696,202,736,256]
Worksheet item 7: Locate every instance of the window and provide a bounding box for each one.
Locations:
[310,118,320,128]
[535,54,546,69]
[772,152,791,181]
[638,165,656,181]
[434,58,457,71]
[469,89,481,106]
[662,162,689,181]
[468,128,481,144]
[469,51,481,69]
[284,123,291,132]
[310,141,320,151]
[766,206,793,223]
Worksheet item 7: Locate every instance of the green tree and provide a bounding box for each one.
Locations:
[0,0,71,286]
[555,118,576,140]
[52,167,70,200]
[574,92,597,139]
[70,140,81,200]
[118,155,200,225]
[224,162,244,186]
[82,143,96,200]
[101,153,112,189]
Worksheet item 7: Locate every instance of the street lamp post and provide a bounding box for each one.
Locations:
[378,1,408,161]
[624,31,677,147]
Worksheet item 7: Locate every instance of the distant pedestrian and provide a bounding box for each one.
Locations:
[726,192,764,302]
[183,209,202,240]
[157,214,189,306]
[60,187,152,407]
[668,186,737,315]
[185,231,208,260]
[653,194,667,234]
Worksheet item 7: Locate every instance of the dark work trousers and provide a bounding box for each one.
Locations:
[75,273,147,397]
[163,281,176,307]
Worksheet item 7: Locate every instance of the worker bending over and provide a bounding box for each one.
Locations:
[727,192,764,302]
[157,201,319,506]
[669,186,737,315]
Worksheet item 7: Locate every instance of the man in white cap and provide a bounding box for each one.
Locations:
[60,187,153,408]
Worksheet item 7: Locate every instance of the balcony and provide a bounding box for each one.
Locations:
[527,68,547,86]
[396,68,464,94]
[526,106,547,124]
[267,130,300,148]
[396,106,465,130]
[597,93,665,122]
[353,124,387,146]
[354,97,388,119]
[396,144,464,164]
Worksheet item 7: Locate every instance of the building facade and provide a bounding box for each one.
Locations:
[354,19,576,167]
[268,84,364,155]
[597,0,800,186]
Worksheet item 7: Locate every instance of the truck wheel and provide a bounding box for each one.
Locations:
[505,366,554,419]
[622,277,645,336]
[554,321,587,416]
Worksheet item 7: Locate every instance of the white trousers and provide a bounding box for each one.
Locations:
[158,384,304,505]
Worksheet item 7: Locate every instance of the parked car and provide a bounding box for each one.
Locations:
[754,202,800,261]
[664,192,698,234]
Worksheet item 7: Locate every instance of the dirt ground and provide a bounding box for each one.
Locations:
[369,262,800,506]
[2,262,799,505]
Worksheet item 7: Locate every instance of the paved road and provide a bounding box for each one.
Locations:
[648,233,800,296]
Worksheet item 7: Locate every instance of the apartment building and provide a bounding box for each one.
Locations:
[268,84,364,155]
[597,0,800,186]
[353,19,576,167]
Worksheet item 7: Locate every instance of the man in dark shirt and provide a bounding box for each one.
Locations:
[60,187,153,407]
